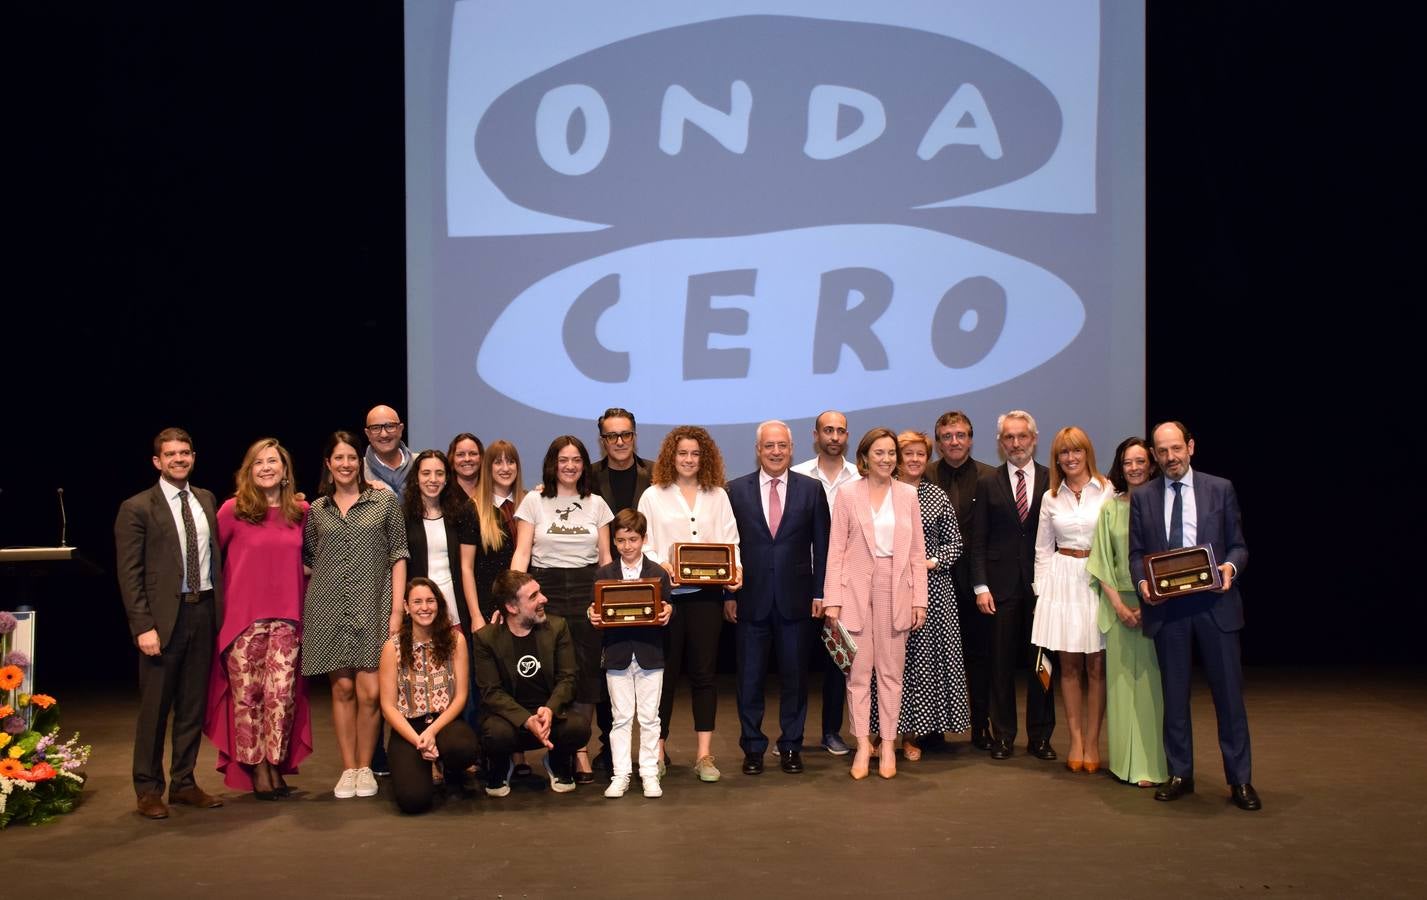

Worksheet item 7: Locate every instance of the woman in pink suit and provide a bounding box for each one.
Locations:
[204,438,314,799]
[823,428,929,780]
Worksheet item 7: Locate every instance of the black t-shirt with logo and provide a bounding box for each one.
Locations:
[510,631,547,712]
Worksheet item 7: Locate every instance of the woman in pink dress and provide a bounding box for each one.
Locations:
[204,438,314,799]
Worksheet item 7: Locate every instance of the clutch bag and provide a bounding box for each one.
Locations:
[820,619,858,675]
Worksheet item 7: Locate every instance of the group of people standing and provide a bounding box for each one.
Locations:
[115,403,1259,818]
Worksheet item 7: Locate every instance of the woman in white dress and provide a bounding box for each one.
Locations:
[1031,426,1111,774]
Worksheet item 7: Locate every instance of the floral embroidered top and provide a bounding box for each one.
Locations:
[391,635,457,718]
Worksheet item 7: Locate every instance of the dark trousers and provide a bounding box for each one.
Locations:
[531,565,601,703]
[480,708,593,778]
[809,617,846,735]
[736,605,809,754]
[987,590,1055,745]
[133,596,214,795]
[387,716,480,814]
[1154,612,1252,784]
[659,591,722,738]
[956,561,992,733]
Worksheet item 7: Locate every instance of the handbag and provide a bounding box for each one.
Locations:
[820,618,858,675]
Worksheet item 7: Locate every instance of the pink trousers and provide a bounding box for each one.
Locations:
[226,619,300,765]
[846,557,907,738]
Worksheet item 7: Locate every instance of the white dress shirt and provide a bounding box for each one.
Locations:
[757,469,788,526]
[158,478,213,592]
[791,456,860,511]
[1032,477,1110,594]
[1163,468,1197,547]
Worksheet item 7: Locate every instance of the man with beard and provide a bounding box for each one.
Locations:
[790,410,858,756]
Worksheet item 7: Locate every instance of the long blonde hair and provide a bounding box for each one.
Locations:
[233,438,303,525]
[475,440,524,552]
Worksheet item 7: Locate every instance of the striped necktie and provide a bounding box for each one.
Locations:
[1014,469,1028,523]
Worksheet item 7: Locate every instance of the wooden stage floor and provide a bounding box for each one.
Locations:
[6,668,1425,898]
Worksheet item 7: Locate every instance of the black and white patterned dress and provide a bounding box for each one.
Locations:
[301,489,409,676]
[870,480,971,735]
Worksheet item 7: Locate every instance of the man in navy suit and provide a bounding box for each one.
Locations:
[726,420,831,775]
[1129,421,1259,811]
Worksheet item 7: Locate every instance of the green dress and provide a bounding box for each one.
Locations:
[1087,496,1168,784]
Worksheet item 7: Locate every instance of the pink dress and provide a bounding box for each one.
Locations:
[203,500,315,790]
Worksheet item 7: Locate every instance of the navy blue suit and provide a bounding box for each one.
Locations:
[1129,468,1251,784]
[727,469,831,754]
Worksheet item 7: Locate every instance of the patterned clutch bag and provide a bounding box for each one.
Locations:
[820,619,859,675]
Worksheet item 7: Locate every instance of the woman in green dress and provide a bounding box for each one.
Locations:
[1087,437,1168,787]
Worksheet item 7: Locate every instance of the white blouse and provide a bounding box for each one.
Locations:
[1032,478,1111,593]
[636,483,741,568]
[871,489,895,558]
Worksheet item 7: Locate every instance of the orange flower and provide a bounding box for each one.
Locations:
[19,761,56,781]
[0,665,22,691]
[27,694,55,710]
[0,758,23,778]
[0,705,12,718]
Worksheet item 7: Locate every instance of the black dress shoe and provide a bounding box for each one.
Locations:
[1154,775,1195,802]
[742,752,764,775]
[779,750,804,774]
[989,740,1013,760]
[1028,740,1058,761]
[970,728,992,752]
[1230,783,1262,811]
[592,747,613,774]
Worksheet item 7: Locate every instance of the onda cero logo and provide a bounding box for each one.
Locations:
[461,14,1087,423]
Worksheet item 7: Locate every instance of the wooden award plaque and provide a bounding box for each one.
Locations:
[1144,544,1223,602]
[671,543,737,585]
[593,578,664,628]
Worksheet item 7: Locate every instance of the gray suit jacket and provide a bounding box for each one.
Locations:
[115,482,225,646]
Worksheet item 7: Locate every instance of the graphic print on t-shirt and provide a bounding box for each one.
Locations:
[547,501,590,535]
[517,654,541,678]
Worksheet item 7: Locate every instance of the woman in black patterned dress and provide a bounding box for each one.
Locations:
[869,430,970,760]
[302,431,409,800]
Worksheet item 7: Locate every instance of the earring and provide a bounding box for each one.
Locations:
[280,478,289,486]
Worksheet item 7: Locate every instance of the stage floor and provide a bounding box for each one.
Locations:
[6,668,1425,898]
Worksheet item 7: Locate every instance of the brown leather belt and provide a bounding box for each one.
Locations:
[1056,548,1090,559]
[180,589,215,604]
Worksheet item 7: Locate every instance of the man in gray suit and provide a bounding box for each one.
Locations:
[115,427,225,819]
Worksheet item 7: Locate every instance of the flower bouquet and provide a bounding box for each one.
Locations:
[1,611,90,827]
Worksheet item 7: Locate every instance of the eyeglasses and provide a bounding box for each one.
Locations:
[366,422,402,434]
[601,431,635,443]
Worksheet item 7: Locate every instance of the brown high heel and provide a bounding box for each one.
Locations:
[1066,759,1085,773]
[850,751,870,780]
[1084,759,1101,774]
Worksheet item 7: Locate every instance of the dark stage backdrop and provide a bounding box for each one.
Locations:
[4,5,1407,688]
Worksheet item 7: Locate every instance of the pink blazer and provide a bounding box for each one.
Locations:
[822,479,928,634]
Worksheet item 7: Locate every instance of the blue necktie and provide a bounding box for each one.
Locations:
[1168,481,1184,548]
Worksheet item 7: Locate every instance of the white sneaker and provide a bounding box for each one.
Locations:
[333,768,358,799]
[604,775,631,798]
[354,766,379,797]
[544,754,576,793]
[642,775,663,798]
[485,758,515,798]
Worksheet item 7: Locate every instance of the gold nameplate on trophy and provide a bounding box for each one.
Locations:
[1144,544,1222,602]
[671,542,737,585]
[593,578,664,628]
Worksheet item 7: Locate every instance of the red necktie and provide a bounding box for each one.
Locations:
[500,498,515,534]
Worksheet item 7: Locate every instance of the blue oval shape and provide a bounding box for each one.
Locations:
[474,15,1061,233]
[477,225,1084,423]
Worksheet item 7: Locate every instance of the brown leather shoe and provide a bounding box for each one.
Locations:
[136,792,169,819]
[169,785,224,808]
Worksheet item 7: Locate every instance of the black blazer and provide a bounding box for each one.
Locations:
[115,482,225,646]
[472,613,577,729]
[405,507,478,633]
[969,462,1050,601]
[593,557,671,670]
[591,456,652,520]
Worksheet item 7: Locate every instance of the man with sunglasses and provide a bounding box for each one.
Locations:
[587,407,653,773]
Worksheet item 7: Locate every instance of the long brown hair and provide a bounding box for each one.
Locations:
[232,438,303,525]
[399,577,456,669]
[475,440,523,553]
[316,430,374,497]
[401,449,469,521]
[651,425,726,489]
